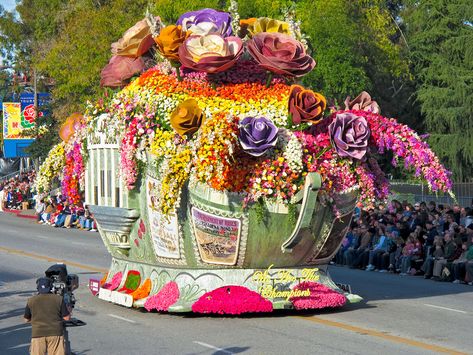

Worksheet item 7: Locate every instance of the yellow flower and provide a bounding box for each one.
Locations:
[246,17,290,37]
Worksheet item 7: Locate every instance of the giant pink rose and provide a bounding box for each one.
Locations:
[247,32,315,77]
[178,34,243,74]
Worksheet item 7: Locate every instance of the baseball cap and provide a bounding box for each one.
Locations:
[36,277,52,294]
[414,202,420,207]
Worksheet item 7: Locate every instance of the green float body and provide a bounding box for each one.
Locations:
[90,157,361,312]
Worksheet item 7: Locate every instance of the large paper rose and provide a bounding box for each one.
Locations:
[170,99,205,137]
[154,25,189,62]
[246,17,290,37]
[247,33,315,77]
[100,55,145,88]
[344,91,380,114]
[239,116,278,156]
[329,112,370,160]
[178,34,243,73]
[288,85,326,125]
[177,8,232,37]
[111,18,156,58]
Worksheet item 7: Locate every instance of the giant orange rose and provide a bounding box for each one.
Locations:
[170,99,205,137]
[288,85,326,125]
[154,25,189,62]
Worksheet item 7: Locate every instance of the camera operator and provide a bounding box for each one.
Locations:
[24,277,71,355]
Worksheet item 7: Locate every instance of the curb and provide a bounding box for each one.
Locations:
[4,209,38,220]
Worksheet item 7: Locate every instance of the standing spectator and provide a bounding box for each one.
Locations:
[0,185,5,212]
[24,277,71,355]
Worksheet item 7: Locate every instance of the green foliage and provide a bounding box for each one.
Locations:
[37,0,149,120]
[403,0,473,181]
[24,105,61,160]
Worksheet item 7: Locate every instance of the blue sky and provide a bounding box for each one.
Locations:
[1,0,17,12]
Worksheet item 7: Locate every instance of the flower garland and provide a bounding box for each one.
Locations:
[61,142,85,205]
[35,142,66,193]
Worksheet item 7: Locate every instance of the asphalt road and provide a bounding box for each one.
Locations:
[0,212,471,355]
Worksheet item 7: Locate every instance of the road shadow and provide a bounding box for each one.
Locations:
[187,346,250,355]
[0,323,31,355]
[0,308,25,321]
[328,264,473,302]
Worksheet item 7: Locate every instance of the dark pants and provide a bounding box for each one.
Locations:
[421,257,435,277]
[453,262,466,281]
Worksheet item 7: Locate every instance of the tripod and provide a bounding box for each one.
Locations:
[63,318,86,355]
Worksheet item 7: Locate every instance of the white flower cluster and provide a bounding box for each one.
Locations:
[283,131,304,173]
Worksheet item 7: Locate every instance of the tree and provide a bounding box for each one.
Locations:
[37,0,149,119]
[403,0,473,181]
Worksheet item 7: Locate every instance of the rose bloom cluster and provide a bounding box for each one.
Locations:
[66,7,453,216]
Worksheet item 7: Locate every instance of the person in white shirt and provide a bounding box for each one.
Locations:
[0,186,5,212]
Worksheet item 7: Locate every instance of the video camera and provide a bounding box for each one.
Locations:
[45,264,79,310]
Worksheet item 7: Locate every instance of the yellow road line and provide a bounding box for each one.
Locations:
[296,315,469,355]
[0,246,108,273]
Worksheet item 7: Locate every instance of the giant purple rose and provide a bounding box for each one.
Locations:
[239,117,278,157]
[329,112,370,160]
[177,8,233,37]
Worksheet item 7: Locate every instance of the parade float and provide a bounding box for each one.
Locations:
[36,6,453,314]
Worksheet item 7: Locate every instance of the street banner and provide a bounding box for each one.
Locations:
[2,102,22,140]
[2,93,50,158]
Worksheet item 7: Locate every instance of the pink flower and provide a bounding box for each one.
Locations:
[192,286,273,314]
[290,282,346,310]
[144,281,180,312]
[101,272,123,290]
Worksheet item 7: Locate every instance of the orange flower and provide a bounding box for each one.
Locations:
[170,99,205,137]
[59,113,84,142]
[288,85,326,125]
[154,25,189,62]
[131,279,152,301]
[239,18,257,37]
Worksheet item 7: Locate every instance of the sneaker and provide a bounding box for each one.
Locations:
[399,273,407,276]
[468,282,473,286]
[366,264,375,271]
[452,280,461,284]
[379,269,387,273]
[90,229,97,232]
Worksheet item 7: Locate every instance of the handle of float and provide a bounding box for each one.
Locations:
[281,172,321,253]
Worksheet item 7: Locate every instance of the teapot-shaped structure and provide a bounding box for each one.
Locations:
[89,152,360,313]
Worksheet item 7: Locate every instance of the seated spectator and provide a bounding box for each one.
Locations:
[35,199,45,223]
[432,231,457,280]
[366,226,390,271]
[422,235,444,278]
[54,201,71,228]
[452,242,469,283]
[334,225,356,265]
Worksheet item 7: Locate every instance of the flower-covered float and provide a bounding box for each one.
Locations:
[40,5,453,314]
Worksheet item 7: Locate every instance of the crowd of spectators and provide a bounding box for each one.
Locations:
[34,193,97,232]
[0,170,36,210]
[0,171,97,232]
[334,200,473,285]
